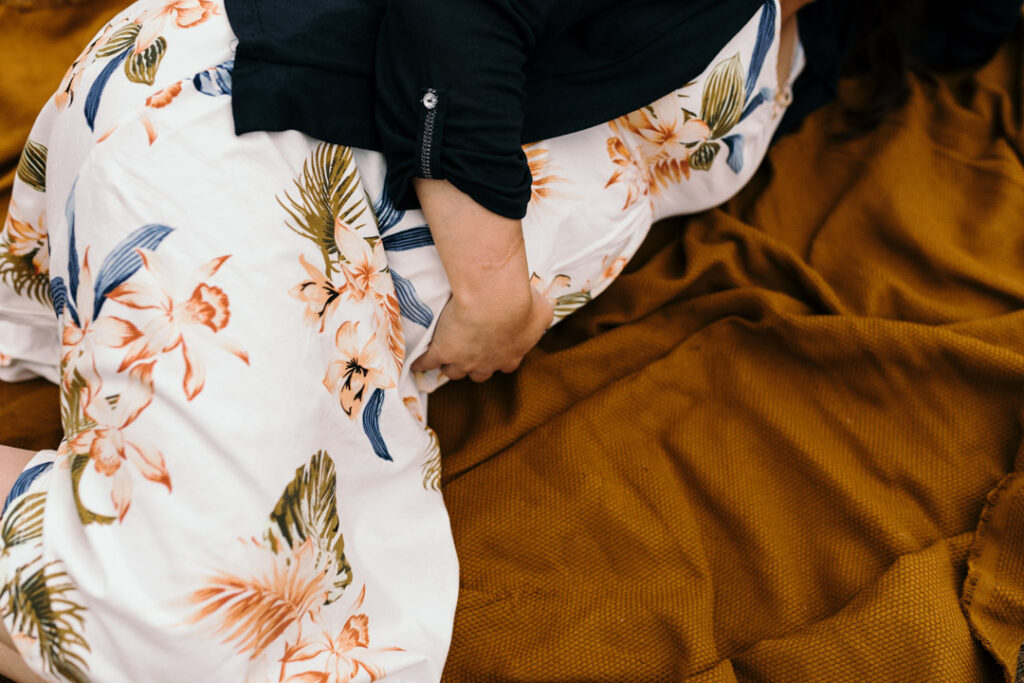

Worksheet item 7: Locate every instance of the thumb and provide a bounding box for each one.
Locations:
[411,343,442,373]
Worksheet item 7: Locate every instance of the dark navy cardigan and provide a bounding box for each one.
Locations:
[224,0,1022,219]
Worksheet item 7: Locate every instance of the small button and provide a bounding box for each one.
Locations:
[422,90,438,110]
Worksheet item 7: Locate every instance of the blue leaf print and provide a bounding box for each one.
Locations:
[745,0,777,103]
[193,59,233,97]
[391,270,433,328]
[2,461,53,516]
[84,49,130,131]
[92,224,174,320]
[740,88,771,123]
[64,184,81,327]
[50,277,68,320]
[381,226,433,252]
[722,135,745,174]
[362,388,392,461]
[373,184,405,235]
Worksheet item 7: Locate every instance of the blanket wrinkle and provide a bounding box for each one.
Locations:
[3,3,1024,683]
[692,528,972,680]
[734,532,986,682]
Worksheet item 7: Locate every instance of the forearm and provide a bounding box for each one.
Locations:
[410,178,552,380]
[413,178,533,310]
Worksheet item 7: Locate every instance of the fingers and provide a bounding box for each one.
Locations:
[417,359,514,383]
[411,336,524,380]
[410,290,544,380]
[411,353,528,382]
[498,359,520,374]
[439,365,493,383]
[441,364,467,381]
[451,362,517,383]
[410,345,442,373]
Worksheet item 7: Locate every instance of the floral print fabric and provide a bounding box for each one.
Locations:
[0,0,798,680]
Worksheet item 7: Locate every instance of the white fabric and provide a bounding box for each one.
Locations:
[0,1,800,680]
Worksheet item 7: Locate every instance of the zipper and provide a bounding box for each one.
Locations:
[420,88,439,179]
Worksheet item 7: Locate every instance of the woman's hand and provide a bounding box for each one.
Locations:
[410,177,551,382]
[412,283,553,382]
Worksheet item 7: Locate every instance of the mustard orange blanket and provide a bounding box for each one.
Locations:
[2,3,1023,681]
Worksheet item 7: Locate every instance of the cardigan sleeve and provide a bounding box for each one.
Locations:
[911,0,1024,70]
[375,0,543,219]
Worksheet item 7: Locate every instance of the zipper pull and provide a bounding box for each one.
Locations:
[419,88,441,179]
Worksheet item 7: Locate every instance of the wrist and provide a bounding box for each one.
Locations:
[450,278,533,323]
[414,177,533,309]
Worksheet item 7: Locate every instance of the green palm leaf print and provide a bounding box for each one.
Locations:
[701,53,746,140]
[16,140,47,193]
[95,24,141,58]
[422,429,442,492]
[1,562,90,682]
[267,451,352,603]
[279,144,369,277]
[0,245,50,306]
[124,36,167,86]
[553,290,593,321]
[1,492,46,549]
[69,455,117,527]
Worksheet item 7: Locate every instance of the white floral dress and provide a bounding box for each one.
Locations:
[0,0,801,680]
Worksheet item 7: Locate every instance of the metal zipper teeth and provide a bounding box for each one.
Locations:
[420,89,438,179]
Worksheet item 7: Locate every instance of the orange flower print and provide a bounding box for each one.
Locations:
[289,254,347,333]
[4,203,49,276]
[278,586,402,683]
[615,99,711,162]
[530,273,572,302]
[598,255,628,284]
[135,0,220,53]
[606,97,711,208]
[53,19,125,110]
[55,68,83,112]
[163,0,219,28]
[145,82,183,109]
[604,138,648,211]
[334,222,390,305]
[67,360,170,521]
[334,220,405,370]
[402,395,424,424]
[96,125,119,144]
[188,537,334,660]
[523,144,566,205]
[142,115,159,146]
[323,322,395,420]
[374,289,405,372]
[61,249,145,394]
[108,249,249,400]
[0,352,10,368]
